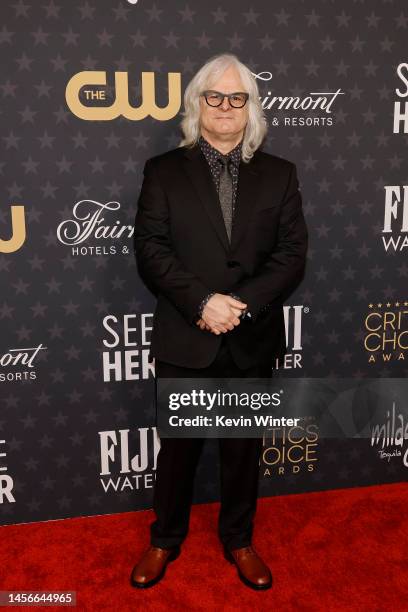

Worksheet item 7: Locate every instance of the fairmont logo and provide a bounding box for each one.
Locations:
[56,200,133,256]
[0,344,47,383]
[254,71,343,115]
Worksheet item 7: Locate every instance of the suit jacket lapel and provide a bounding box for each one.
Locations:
[182,142,261,254]
[182,144,230,252]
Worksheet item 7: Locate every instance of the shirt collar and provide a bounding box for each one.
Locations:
[198,135,242,168]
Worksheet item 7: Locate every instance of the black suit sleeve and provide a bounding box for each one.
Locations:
[231,163,308,322]
[134,159,210,325]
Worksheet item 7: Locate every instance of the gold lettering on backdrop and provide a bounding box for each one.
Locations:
[364,303,408,362]
[0,206,26,253]
[65,71,181,121]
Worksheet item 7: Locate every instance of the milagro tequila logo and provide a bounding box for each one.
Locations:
[371,403,408,467]
[56,199,133,256]
[99,427,160,493]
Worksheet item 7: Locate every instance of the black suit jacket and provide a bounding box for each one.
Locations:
[134,142,308,369]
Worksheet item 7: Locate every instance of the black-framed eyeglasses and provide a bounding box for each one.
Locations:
[201,90,249,108]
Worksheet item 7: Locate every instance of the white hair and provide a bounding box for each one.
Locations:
[179,53,268,163]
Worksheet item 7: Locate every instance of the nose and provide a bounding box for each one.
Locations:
[220,96,230,111]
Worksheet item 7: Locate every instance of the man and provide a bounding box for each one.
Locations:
[131,52,308,590]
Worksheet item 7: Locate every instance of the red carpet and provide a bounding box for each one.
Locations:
[0,483,406,611]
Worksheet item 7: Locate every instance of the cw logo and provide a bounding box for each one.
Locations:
[65,71,181,121]
[0,206,26,253]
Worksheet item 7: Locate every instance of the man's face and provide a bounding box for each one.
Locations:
[199,66,249,140]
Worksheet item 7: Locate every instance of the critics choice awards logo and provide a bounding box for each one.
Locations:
[364,302,408,364]
[261,418,319,478]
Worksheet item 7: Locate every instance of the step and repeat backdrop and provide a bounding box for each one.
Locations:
[1,0,407,526]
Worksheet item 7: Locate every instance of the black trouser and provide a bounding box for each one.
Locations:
[150,336,272,552]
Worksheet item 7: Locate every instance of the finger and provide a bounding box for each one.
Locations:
[226,296,247,309]
[221,317,240,328]
[219,325,228,334]
[228,316,241,326]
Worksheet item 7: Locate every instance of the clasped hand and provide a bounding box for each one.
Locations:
[195,293,247,335]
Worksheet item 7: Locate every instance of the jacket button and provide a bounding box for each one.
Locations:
[227,260,240,268]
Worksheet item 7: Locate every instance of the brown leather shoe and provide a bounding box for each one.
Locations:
[130,545,180,588]
[224,545,272,590]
